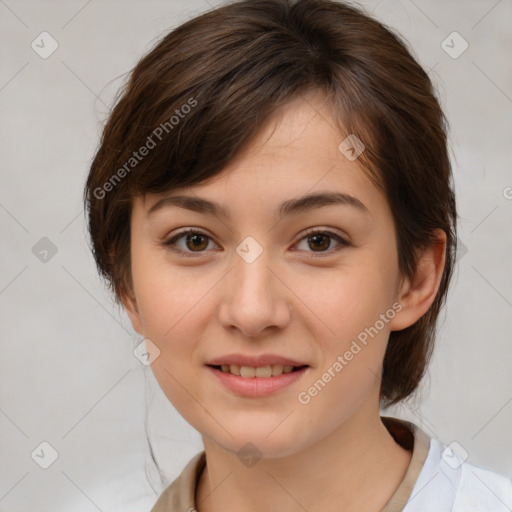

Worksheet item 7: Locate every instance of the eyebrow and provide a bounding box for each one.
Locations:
[147,191,370,220]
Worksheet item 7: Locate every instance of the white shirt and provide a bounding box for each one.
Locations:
[404,435,512,511]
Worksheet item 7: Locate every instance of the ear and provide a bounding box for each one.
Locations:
[389,229,447,331]
[121,288,144,336]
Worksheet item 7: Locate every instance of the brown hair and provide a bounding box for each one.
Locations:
[84,0,457,407]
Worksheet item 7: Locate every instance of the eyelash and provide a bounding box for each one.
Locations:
[162,227,350,258]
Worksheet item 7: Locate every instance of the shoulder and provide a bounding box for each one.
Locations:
[151,451,206,512]
[406,436,512,512]
[453,455,512,512]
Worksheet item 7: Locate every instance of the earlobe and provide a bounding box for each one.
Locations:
[389,229,447,332]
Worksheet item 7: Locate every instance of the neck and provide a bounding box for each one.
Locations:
[195,404,412,512]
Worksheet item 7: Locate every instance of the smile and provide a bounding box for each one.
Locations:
[206,364,310,397]
[212,364,307,378]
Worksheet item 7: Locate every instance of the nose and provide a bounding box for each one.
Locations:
[216,248,292,338]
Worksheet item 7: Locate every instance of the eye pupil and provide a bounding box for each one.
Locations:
[309,234,330,251]
[187,234,208,251]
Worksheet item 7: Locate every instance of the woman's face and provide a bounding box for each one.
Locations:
[126,93,409,458]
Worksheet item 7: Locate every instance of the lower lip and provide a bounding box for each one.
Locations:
[206,365,309,397]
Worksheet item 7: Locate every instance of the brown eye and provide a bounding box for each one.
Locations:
[307,233,331,251]
[164,229,218,256]
[185,233,209,251]
[295,228,350,257]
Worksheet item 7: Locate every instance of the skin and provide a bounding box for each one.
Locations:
[124,91,446,512]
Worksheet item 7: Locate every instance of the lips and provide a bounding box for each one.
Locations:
[206,363,309,397]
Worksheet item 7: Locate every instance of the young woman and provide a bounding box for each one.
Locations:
[84,0,512,510]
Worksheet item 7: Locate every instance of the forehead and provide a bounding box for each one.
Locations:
[138,93,386,219]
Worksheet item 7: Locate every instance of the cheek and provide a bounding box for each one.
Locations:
[293,265,392,416]
[288,254,396,400]
[131,247,212,336]
[293,256,396,339]
[131,255,212,416]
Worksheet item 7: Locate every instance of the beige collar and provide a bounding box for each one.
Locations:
[381,416,431,511]
[151,415,431,512]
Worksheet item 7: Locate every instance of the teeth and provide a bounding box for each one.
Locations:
[255,366,271,378]
[272,365,284,376]
[218,364,301,377]
[240,366,256,378]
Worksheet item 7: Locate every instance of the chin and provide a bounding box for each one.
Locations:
[204,420,308,460]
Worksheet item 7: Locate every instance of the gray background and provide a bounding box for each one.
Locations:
[1,0,511,511]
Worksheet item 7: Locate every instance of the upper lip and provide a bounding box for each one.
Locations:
[206,354,309,368]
